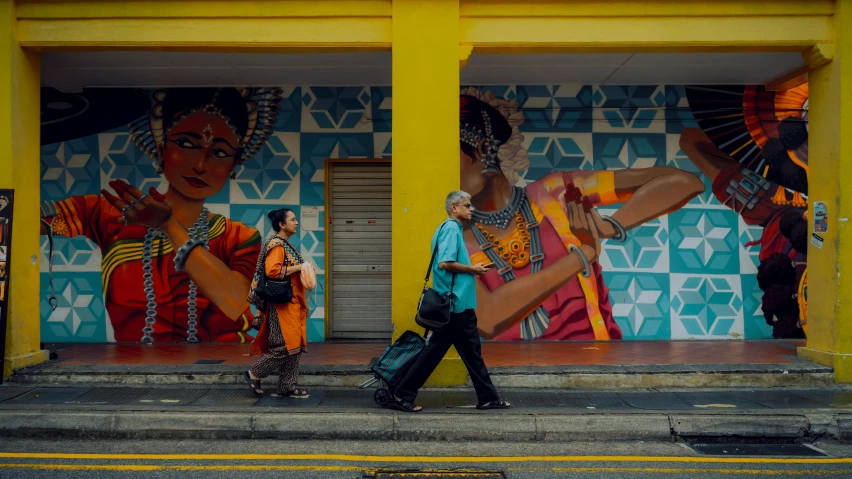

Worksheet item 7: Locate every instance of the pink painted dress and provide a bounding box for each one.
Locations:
[468,171,627,341]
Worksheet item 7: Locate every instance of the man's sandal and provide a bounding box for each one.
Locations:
[476,400,511,410]
[382,397,422,413]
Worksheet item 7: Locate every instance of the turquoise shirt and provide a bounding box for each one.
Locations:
[431,218,476,313]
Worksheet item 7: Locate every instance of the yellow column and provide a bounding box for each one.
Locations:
[798,0,852,381]
[392,0,466,386]
[1,0,46,378]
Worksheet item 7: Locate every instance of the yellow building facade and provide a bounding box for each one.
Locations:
[2,0,850,383]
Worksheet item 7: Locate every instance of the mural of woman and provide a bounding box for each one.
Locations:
[677,84,808,339]
[459,88,706,341]
[39,88,284,343]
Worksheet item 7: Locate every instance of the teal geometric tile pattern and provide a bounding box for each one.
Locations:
[41,136,102,201]
[602,272,671,340]
[597,209,669,273]
[669,209,740,275]
[592,133,667,170]
[232,133,300,204]
[40,272,108,342]
[670,274,744,339]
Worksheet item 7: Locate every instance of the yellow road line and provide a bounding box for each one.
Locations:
[0,453,849,464]
[0,464,850,475]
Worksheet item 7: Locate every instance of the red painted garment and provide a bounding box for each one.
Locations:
[45,194,260,343]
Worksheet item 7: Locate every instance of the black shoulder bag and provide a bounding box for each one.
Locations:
[256,243,294,304]
[415,224,458,331]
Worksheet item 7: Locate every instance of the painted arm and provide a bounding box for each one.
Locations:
[474,243,598,339]
[597,167,705,238]
[160,218,253,320]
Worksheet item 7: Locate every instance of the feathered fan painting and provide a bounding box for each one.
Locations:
[685,84,809,208]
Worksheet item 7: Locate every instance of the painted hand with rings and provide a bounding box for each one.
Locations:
[565,186,603,261]
[102,179,173,228]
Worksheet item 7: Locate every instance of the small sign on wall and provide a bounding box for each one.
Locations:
[0,190,13,384]
[814,201,828,234]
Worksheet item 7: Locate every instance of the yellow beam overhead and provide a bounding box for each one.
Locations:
[17,0,391,18]
[15,0,391,51]
[461,0,833,51]
[460,0,835,17]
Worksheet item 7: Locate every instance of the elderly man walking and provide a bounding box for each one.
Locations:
[384,190,511,413]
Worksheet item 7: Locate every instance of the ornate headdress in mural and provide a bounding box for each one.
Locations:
[128,87,284,177]
[460,87,530,186]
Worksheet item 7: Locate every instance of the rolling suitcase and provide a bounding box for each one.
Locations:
[358,330,426,406]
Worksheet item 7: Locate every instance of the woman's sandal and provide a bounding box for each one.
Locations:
[243,371,263,397]
[476,399,511,410]
[288,389,310,399]
[382,397,422,413]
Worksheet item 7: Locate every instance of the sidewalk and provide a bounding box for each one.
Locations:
[15,339,831,389]
[2,384,851,442]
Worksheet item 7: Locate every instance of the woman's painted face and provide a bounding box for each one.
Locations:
[460,145,488,197]
[281,211,299,236]
[160,110,240,200]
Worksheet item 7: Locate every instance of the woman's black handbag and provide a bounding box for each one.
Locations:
[415,224,457,332]
[256,263,294,304]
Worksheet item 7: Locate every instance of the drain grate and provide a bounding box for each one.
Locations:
[0,387,34,402]
[369,471,505,478]
[193,359,225,365]
[689,443,826,457]
[134,388,208,406]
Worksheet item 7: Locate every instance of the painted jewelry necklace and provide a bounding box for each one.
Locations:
[140,208,210,344]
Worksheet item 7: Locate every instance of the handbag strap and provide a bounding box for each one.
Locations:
[424,222,458,294]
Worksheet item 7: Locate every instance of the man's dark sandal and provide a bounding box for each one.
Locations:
[476,400,511,410]
[243,371,263,397]
[383,397,421,413]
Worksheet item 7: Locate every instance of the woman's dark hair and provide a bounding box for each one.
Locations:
[779,209,808,254]
[268,208,295,232]
[761,138,790,168]
[756,253,797,291]
[459,95,513,160]
[778,117,808,150]
[162,88,251,158]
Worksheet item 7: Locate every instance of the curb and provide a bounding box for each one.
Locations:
[11,362,835,389]
[1,409,850,442]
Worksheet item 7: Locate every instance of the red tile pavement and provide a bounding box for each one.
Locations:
[42,340,805,367]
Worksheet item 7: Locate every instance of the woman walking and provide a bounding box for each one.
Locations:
[245,208,312,398]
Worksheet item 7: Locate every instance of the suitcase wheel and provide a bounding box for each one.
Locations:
[374,388,391,406]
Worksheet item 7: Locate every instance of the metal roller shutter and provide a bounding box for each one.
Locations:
[328,162,392,339]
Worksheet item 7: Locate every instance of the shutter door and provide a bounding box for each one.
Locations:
[328,162,392,339]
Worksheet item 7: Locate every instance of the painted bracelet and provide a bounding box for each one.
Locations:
[173,238,207,272]
[601,215,627,242]
[568,244,591,278]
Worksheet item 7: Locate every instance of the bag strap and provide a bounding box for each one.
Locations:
[424,223,449,284]
[424,222,459,296]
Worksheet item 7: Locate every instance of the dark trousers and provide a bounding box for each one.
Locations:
[393,308,499,405]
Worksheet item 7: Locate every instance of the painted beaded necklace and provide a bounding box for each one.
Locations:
[469,187,550,339]
[140,208,210,344]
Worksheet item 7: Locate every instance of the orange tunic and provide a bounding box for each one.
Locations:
[250,244,308,356]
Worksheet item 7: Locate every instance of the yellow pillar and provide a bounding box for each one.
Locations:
[1,0,46,378]
[798,0,852,381]
[392,0,466,386]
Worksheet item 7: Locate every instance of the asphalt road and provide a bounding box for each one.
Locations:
[2,438,851,478]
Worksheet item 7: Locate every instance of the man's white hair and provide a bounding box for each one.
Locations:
[446,190,472,215]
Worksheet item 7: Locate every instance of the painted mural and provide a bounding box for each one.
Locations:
[460,85,808,342]
[38,84,807,344]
